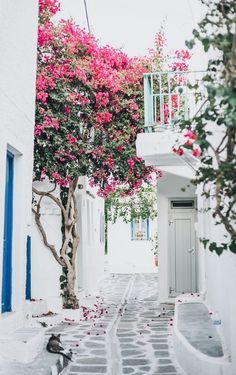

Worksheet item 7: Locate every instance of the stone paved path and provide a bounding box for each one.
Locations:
[51,274,186,375]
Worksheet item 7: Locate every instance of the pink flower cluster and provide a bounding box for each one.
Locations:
[95,92,109,108]
[36,91,48,104]
[102,156,115,170]
[169,49,191,72]
[77,94,90,106]
[128,158,135,169]
[175,50,191,60]
[173,129,201,158]
[35,116,59,135]
[95,112,112,126]
[67,134,77,144]
[39,0,60,17]
[38,23,53,47]
[51,172,71,187]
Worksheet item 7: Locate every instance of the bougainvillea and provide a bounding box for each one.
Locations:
[33,0,159,308]
[35,1,155,196]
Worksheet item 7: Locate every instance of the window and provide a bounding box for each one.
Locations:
[131,218,150,241]
[171,200,195,209]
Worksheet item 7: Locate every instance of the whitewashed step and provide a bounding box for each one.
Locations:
[29,299,48,317]
[0,327,44,363]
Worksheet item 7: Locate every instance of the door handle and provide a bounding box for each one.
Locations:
[187,247,195,254]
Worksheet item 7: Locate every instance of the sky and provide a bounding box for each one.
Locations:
[57,0,207,69]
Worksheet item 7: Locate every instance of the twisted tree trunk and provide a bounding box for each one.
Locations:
[32,178,80,309]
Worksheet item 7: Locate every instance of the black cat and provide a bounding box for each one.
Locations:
[46,334,73,361]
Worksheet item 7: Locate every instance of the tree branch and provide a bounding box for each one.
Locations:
[32,207,66,267]
[33,185,68,224]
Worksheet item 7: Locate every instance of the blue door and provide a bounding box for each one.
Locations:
[1,151,14,313]
[25,236,31,300]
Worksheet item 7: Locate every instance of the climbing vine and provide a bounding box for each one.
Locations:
[179,0,236,254]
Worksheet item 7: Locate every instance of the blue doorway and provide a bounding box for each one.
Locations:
[1,151,14,313]
[25,236,31,300]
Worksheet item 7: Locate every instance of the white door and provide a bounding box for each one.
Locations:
[169,207,197,296]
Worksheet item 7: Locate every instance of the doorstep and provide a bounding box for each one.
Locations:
[173,295,231,375]
[0,329,70,375]
[0,311,75,374]
[0,347,69,375]
[0,327,44,363]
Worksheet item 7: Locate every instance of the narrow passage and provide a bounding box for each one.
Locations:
[55,274,185,375]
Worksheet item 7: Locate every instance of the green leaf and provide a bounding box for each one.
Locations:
[60,275,66,282]
[185,39,195,49]
[229,241,236,254]
[229,97,236,106]
[200,238,209,249]
[202,38,210,52]
[192,29,200,37]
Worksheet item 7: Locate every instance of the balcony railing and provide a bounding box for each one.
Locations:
[144,71,205,132]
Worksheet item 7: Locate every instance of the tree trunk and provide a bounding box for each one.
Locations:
[32,178,80,309]
[65,261,79,309]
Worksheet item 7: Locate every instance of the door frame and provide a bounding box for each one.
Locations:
[1,151,14,313]
[168,198,197,297]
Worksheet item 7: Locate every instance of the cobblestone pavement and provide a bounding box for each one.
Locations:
[51,274,186,375]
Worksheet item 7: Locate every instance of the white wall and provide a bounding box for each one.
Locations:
[157,171,196,302]
[107,217,158,274]
[196,188,236,373]
[0,0,38,332]
[76,177,105,295]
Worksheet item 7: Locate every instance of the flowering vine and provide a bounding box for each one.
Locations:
[33,0,161,307]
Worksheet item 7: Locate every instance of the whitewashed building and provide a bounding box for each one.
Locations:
[136,69,236,374]
[107,217,158,274]
[0,0,38,334]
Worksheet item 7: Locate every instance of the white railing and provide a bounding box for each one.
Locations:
[144,71,205,132]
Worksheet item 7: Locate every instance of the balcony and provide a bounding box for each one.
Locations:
[136,71,204,170]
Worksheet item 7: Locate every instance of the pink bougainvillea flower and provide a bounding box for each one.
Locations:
[127,158,135,168]
[192,148,201,157]
[184,129,197,140]
[67,134,77,144]
[184,139,195,147]
[173,147,184,156]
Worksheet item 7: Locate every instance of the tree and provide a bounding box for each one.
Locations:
[34,0,155,308]
[177,0,236,255]
[105,185,159,224]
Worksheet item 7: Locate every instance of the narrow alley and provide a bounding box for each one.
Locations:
[49,274,185,375]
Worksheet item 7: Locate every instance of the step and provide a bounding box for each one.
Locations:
[173,297,231,375]
[178,302,223,357]
[0,348,69,375]
[0,327,44,363]
[29,299,49,317]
